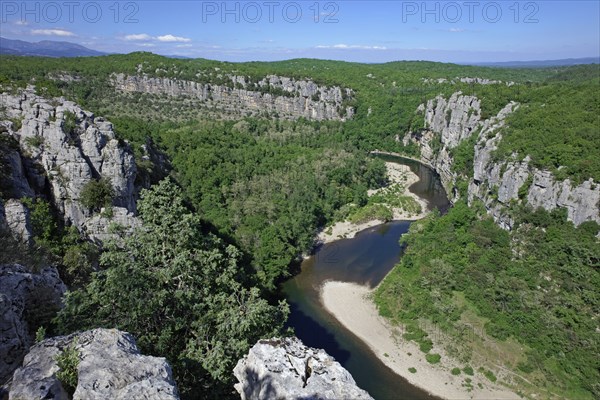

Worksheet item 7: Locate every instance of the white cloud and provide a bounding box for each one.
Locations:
[316,44,387,50]
[31,29,75,37]
[139,43,156,47]
[176,44,193,48]
[449,28,465,32]
[15,20,28,26]
[124,33,152,41]
[157,34,191,43]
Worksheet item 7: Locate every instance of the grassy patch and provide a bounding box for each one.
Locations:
[348,203,393,223]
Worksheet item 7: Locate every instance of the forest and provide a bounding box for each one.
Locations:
[1,53,598,399]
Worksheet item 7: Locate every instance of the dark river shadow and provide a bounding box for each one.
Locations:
[281,156,449,400]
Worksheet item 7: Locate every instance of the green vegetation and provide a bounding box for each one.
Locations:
[35,326,46,343]
[1,54,597,182]
[374,202,600,399]
[494,65,600,183]
[409,367,417,373]
[348,203,393,224]
[1,53,598,399]
[451,367,461,375]
[79,178,114,212]
[425,353,441,364]
[481,368,497,383]
[24,135,44,148]
[55,340,79,395]
[56,179,289,397]
[138,118,385,289]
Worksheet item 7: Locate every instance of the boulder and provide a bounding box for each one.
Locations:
[234,337,373,400]
[9,328,179,400]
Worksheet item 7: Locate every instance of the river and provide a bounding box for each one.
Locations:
[281,156,450,400]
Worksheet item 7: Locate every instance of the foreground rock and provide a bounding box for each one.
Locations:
[0,264,66,383]
[9,328,179,400]
[234,337,373,400]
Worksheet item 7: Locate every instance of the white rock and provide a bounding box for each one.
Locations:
[234,337,373,400]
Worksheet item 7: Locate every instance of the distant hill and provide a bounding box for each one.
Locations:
[466,57,599,68]
[0,37,107,57]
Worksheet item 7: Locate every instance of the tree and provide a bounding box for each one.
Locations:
[56,179,289,398]
[79,178,114,212]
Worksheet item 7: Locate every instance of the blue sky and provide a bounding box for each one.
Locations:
[1,1,599,62]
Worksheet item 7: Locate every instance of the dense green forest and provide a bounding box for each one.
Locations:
[374,203,600,399]
[1,54,598,181]
[1,53,599,399]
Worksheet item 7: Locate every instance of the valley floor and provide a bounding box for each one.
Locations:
[320,281,520,400]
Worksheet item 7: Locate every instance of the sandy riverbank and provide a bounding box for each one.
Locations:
[317,162,429,244]
[320,281,520,400]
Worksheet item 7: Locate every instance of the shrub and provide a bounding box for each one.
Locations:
[483,369,497,382]
[55,340,79,395]
[408,367,417,373]
[79,178,114,212]
[62,111,78,135]
[24,135,44,148]
[463,366,474,376]
[451,367,461,375]
[426,353,441,364]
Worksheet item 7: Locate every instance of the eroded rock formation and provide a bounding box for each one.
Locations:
[403,91,600,229]
[234,337,373,400]
[9,328,179,399]
[112,73,355,121]
[1,89,140,241]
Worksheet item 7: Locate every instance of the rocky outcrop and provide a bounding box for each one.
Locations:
[234,337,373,400]
[404,92,600,228]
[0,264,66,383]
[9,328,179,399]
[0,90,140,240]
[112,73,354,121]
[403,92,488,199]
[3,199,33,244]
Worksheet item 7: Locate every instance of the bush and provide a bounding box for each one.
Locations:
[426,353,441,364]
[55,340,79,395]
[482,369,497,382]
[463,366,474,376]
[79,178,114,212]
[408,367,417,373]
[62,111,78,136]
[451,367,461,375]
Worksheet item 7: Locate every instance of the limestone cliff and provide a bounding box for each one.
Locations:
[234,337,373,400]
[112,73,355,121]
[403,91,600,229]
[1,89,140,241]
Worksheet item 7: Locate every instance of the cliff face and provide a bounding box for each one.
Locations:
[404,92,600,229]
[0,264,66,383]
[1,89,140,241]
[234,337,373,400]
[112,73,355,121]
